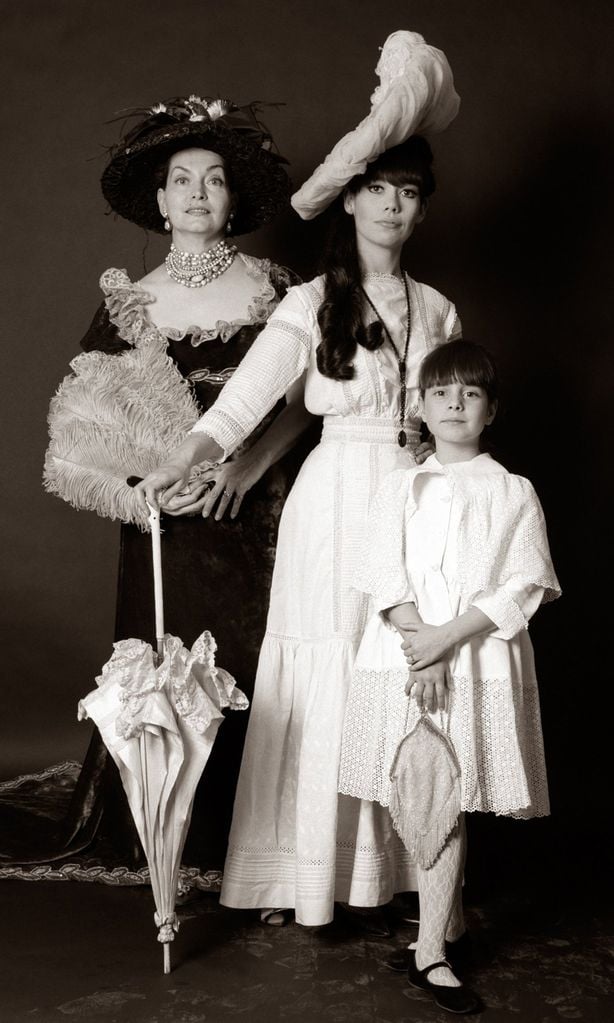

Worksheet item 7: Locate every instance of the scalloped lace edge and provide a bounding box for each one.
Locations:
[101,254,278,346]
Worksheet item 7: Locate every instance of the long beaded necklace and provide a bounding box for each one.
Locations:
[360,272,412,447]
[165,239,237,288]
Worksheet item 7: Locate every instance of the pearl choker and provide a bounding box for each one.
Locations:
[165,240,237,288]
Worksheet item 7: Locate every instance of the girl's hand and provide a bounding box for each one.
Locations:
[414,439,435,465]
[406,661,450,712]
[401,622,453,670]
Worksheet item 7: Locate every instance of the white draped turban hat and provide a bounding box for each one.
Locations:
[291,30,460,220]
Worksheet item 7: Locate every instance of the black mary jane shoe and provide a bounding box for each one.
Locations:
[384,931,472,973]
[406,951,481,1015]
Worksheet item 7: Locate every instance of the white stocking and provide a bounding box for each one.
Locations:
[445,815,467,942]
[415,814,466,987]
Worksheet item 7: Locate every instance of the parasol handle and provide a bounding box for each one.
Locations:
[164,943,171,974]
[147,502,165,661]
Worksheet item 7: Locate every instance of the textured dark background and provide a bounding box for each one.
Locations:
[1,0,612,855]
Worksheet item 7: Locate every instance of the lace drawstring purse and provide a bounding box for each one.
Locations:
[388,707,461,869]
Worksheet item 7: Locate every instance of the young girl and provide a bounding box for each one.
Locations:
[339,341,560,1013]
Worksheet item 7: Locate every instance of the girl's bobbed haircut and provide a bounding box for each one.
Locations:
[419,341,499,403]
[316,136,435,382]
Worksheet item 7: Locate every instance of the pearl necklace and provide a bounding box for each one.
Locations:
[165,240,237,288]
[360,272,412,448]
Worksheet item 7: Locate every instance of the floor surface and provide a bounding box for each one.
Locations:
[1,847,612,1023]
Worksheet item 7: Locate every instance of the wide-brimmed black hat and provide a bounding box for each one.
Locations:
[101,96,291,236]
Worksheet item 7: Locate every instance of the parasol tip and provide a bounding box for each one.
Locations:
[163,943,171,974]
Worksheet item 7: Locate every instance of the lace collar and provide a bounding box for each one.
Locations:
[100,253,278,346]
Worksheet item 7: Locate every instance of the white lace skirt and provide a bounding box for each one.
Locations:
[220,420,418,925]
[339,609,551,820]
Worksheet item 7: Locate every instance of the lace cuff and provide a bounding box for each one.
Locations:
[470,590,528,640]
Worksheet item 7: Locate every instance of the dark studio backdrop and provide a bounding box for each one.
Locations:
[2,0,612,879]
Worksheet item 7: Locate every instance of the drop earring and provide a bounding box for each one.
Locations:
[226,212,234,235]
[162,208,171,231]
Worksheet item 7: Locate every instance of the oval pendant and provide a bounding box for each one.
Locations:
[192,274,204,284]
[398,430,407,448]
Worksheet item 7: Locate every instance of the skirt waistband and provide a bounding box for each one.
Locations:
[321,415,420,446]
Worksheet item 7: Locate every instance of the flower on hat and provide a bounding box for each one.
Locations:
[185,95,210,121]
[206,98,235,120]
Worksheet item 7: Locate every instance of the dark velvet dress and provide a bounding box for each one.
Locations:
[0,257,315,886]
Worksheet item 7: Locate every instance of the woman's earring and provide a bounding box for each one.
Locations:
[226,212,234,235]
[161,208,171,231]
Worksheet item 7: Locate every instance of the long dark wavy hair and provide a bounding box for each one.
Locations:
[316,136,435,381]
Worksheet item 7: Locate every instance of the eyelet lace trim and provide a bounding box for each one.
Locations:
[339,667,550,819]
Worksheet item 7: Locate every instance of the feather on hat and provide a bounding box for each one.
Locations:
[291,30,460,220]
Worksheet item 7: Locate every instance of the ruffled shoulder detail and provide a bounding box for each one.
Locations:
[99,258,303,347]
[100,268,159,349]
[156,254,298,346]
[184,253,279,344]
[268,261,302,297]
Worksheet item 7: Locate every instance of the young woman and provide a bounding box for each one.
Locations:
[137,31,461,926]
[137,140,460,923]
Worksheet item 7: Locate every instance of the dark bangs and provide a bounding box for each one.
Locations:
[419,341,499,402]
[347,136,436,202]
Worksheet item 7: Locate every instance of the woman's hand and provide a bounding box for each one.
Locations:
[134,433,224,512]
[414,439,435,465]
[201,452,267,520]
[406,660,450,712]
[163,450,267,520]
[160,478,214,517]
[135,460,191,513]
[401,622,453,671]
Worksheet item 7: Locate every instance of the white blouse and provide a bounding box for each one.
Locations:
[191,274,461,457]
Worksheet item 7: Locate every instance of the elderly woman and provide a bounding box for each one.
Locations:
[2,96,315,880]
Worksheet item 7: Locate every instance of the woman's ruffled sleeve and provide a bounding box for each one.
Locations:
[354,469,417,615]
[464,477,561,640]
[191,285,314,458]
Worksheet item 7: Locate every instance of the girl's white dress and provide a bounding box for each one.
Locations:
[339,454,561,819]
[191,273,461,924]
